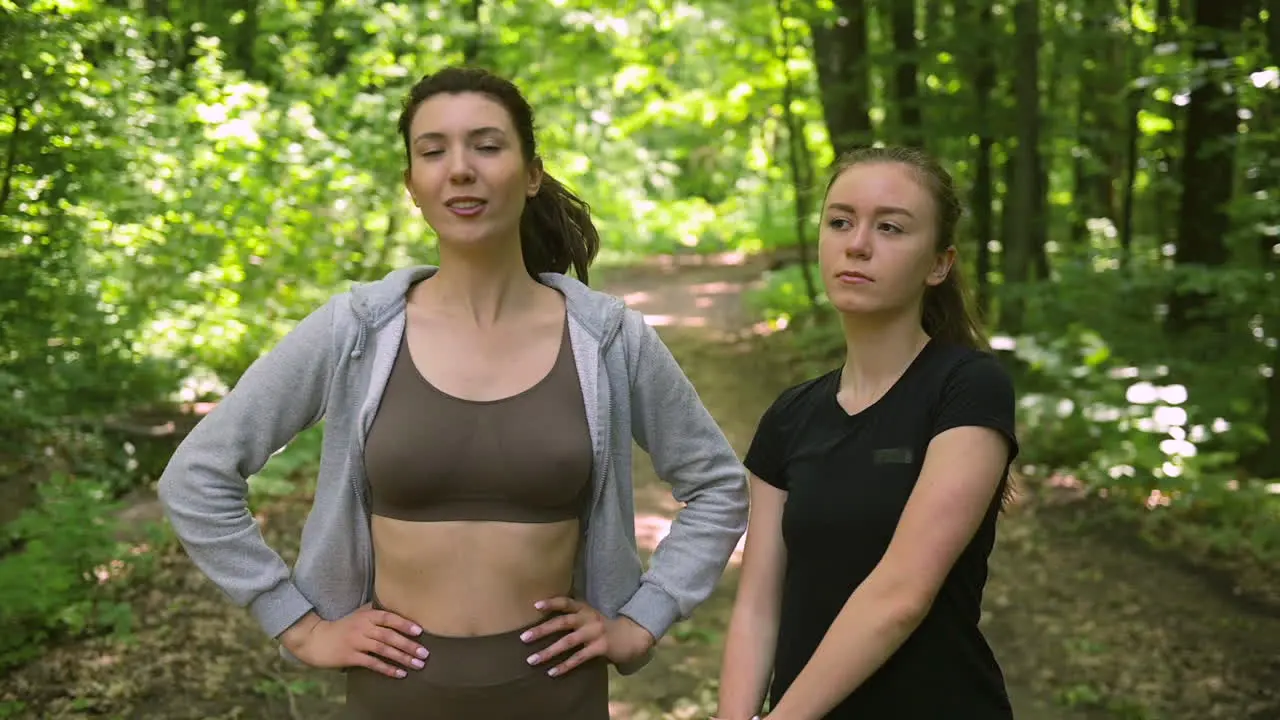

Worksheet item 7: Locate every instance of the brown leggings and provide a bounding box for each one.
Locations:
[343,597,610,720]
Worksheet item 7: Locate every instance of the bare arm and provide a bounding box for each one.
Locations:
[763,426,1011,720]
[716,476,788,720]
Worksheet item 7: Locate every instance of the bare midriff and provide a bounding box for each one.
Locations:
[371,516,581,636]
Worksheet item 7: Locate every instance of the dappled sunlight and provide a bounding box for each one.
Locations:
[634,512,672,552]
[643,314,709,328]
[634,513,745,566]
[687,280,742,295]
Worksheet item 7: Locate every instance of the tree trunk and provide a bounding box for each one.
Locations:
[809,1,873,158]
[1166,0,1242,341]
[889,0,923,147]
[1003,0,1043,331]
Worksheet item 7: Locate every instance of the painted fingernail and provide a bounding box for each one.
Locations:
[411,658,424,669]
[520,631,532,642]
[410,625,423,635]
[526,654,539,665]
[534,601,545,610]
[547,667,559,677]
[396,669,406,678]
[416,648,428,659]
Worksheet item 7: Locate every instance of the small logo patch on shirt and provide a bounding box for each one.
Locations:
[873,447,914,464]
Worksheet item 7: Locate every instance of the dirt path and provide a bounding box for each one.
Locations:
[4,255,1277,719]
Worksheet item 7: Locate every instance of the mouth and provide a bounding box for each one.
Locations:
[836,270,874,284]
[444,197,487,216]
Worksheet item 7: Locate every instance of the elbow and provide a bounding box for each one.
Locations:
[894,593,933,630]
[866,574,935,630]
[689,460,750,531]
[156,458,184,515]
[725,464,750,528]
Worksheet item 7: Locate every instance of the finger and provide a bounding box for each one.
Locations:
[533,596,579,614]
[547,639,606,677]
[374,609,424,638]
[519,612,583,644]
[362,632,427,670]
[371,626,430,663]
[355,651,409,679]
[526,625,601,667]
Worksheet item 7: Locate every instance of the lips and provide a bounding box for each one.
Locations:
[837,271,873,284]
[445,197,487,216]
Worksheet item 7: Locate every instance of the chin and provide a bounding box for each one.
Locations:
[435,224,505,248]
[830,300,883,316]
[830,292,903,319]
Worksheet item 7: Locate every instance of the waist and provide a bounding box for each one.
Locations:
[372,515,581,636]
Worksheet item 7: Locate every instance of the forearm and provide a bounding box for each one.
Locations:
[716,604,780,720]
[766,584,926,720]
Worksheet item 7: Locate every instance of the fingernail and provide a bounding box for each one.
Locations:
[526,654,539,665]
[416,648,428,659]
[410,625,423,635]
[396,669,406,678]
[411,658,424,669]
[534,601,545,610]
[520,631,532,642]
[547,667,559,677]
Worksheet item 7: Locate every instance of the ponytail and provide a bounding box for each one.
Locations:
[519,172,600,285]
[922,266,989,351]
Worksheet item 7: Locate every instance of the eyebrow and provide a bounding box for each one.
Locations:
[412,127,507,143]
[826,202,915,218]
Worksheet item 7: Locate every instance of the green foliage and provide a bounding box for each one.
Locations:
[248,424,327,501]
[0,474,158,673]
[3,0,1279,701]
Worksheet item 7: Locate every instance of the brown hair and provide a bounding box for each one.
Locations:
[824,145,989,351]
[397,67,600,284]
[826,146,1016,505]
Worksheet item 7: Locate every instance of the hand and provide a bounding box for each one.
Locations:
[279,606,429,678]
[520,596,656,677]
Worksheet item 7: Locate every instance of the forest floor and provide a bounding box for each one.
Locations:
[3,254,1278,720]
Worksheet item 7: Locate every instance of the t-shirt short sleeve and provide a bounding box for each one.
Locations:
[932,354,1020,464]
[744,393,792,491]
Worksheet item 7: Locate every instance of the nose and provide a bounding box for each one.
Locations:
[844,221,873,258]
[447,149,475,184]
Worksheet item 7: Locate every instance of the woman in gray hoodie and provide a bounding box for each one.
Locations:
[157,66,748,719]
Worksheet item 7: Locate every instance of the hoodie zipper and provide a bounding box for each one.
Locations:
[347,304,374,603]
[587,308,626,523]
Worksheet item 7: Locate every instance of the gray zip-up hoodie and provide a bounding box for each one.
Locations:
[157,265,748,674]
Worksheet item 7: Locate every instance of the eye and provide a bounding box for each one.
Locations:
[419,149,443,158]
[877,222,904,234]
[475,144,502,154]
[828,217,852,230]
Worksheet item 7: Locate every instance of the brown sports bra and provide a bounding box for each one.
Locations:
[363,317,593,523]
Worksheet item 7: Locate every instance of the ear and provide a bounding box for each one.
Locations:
[403,168,418,207]
[527,157,544,198]
[925,245,957,287]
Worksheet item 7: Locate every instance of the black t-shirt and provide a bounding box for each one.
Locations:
[745,340,1018,719]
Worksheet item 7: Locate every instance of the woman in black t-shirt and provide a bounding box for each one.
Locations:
[714,146,1020,720]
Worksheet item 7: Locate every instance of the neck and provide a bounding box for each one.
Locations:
[838,307,930,395]
[417,235,540,327]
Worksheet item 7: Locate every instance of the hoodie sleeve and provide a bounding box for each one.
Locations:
[157,294,344,640]
[616,309,749,643]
